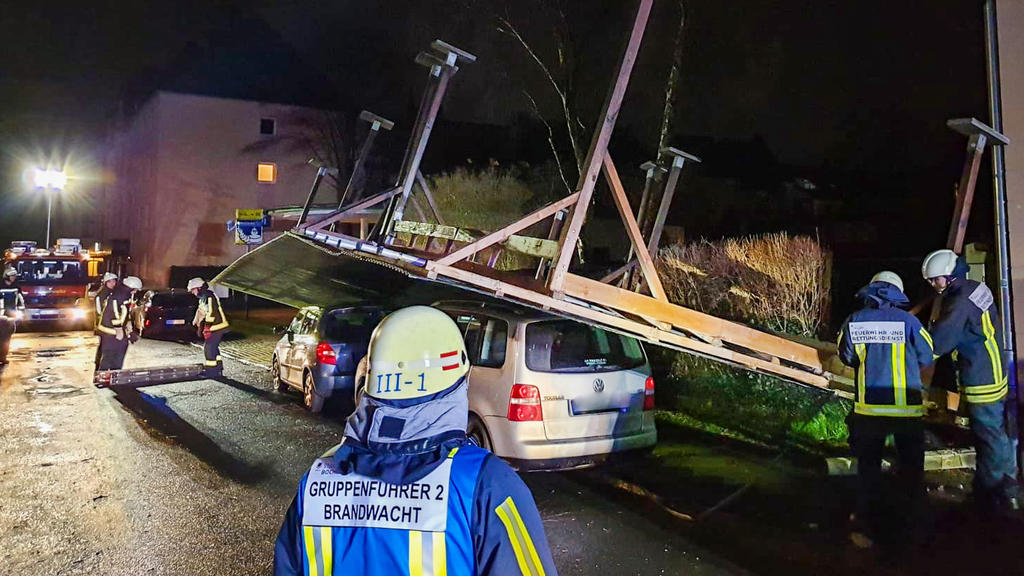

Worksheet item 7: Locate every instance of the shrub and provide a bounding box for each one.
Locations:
[652,233,848,447]
[656,232,831,338]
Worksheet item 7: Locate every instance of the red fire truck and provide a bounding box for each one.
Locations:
[3,239,112,328]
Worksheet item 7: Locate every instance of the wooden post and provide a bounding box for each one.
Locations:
[621,160,663,288]
[947,133,988,251]
[646,147,699,260]
[548,0,654,295]
[416,171,445,225]
[602,155,667,301]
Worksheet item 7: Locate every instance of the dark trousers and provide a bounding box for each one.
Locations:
[0,317,15,363]
[848,414,925,535]
[967,400,1019,509]
[98,332,129,371]
[204,330,224,371]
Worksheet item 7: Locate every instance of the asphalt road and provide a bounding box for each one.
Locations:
[0,331,745,576]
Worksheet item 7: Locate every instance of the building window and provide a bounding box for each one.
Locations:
[257,162,277,183]
[260,118,276,135]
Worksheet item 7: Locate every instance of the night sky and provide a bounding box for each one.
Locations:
[0,0,995,313]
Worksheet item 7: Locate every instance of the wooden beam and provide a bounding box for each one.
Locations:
[429,262,829,388]
[548,0,654,294]
[430,193,580,268]
[602,155,668,301]
[646,154,685,260]
[947,133,987,251]
[305,186,402,232]
[601,260,637,283]
[562,273,824,370]
[416,171,445,226]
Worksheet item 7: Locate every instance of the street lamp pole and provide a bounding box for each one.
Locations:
[45,190,52,249]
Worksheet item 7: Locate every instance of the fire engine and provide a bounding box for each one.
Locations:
[3,239,113,327]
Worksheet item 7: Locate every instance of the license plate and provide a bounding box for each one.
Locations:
[166,319,186,325]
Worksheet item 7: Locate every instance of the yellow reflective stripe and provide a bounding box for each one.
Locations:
[919,328,933,350]
[447,447,460,458]
[303,526,319,576]
[208,321,230,331]
[855,344,866,403]
[97,325,117,335]
[966,387,1008,404]
[837,329,844,346]
[965,382,1006,394]
[409,531,423,576]
[981,312,1004,387]
[854,403,926,417]
[320,527,333,576]
[890,343,906,406]
[433,532,447,576]
[495,496,545,576]
[204,360,219,367]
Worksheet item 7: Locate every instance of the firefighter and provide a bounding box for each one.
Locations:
[94,272,119,369]
[273,306,557,576]
[188,278,229,375]
[96,276,134,371]
[838,271,935,548]
[922,249,1020,515]
[0,267,25,365]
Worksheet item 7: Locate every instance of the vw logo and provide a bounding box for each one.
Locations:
[593,378,605,393]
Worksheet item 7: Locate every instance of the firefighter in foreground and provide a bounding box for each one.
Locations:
[273,306,557,576]
[94,272,118,370]
[0,267,25,364]
[922,249,1020,514]
[838,271,934,548]
[96,276,142,370]
[188,278,229,375]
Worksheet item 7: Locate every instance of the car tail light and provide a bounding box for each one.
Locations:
[145,319,151,327]
[316,342,337,365]
[508,384,543,422]
[643,376,655,411]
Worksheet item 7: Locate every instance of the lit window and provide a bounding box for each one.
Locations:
[260,118,276,135]
[257,162,277,183]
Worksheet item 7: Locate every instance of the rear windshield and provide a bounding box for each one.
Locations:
[151,293,196,307]
[525,320,645,373]
[321,309,386,342]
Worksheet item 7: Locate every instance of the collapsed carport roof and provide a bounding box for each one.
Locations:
[212,231,510,310]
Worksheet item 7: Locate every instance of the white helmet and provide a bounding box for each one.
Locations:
[123,276,143,291]
[365,306,469,401]
[922,249,958,280]
[3,267,16,278]
[102,272,118,283]
[870,270,904,293]
[187,277,205,291]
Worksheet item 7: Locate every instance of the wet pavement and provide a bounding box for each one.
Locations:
[0,331,745,576]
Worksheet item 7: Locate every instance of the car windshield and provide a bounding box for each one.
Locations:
[13,259,86,285]
[152,293,196,307]
[321,309,385,342]
[525,320,645,373]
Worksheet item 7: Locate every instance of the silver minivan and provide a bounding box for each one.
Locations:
[435,301,657,470]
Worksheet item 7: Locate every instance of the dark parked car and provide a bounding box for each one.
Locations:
[132,289,199,340]
[272,306,388,412]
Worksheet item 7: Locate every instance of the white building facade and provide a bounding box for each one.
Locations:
[101,91,330,286]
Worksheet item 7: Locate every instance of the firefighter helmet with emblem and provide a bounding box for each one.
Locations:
[364,306,469,401]
[922,249,958,280]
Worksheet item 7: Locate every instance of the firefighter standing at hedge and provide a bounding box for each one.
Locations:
[0,267,25,365]
[188,278,229,375]
[837,271,935,548]
[922,249,1020,515]
[273,306,557,576]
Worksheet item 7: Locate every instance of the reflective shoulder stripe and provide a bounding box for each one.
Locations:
[408,530,446,576]
[495,496,546,576]
[303,525,332,576]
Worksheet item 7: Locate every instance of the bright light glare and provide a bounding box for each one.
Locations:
[71,309,87,320]
[32,168,67,190]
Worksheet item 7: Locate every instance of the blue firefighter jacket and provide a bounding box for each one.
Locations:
[930,275,1007,404]
[273,378,558,576]
[838,282,935,417]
